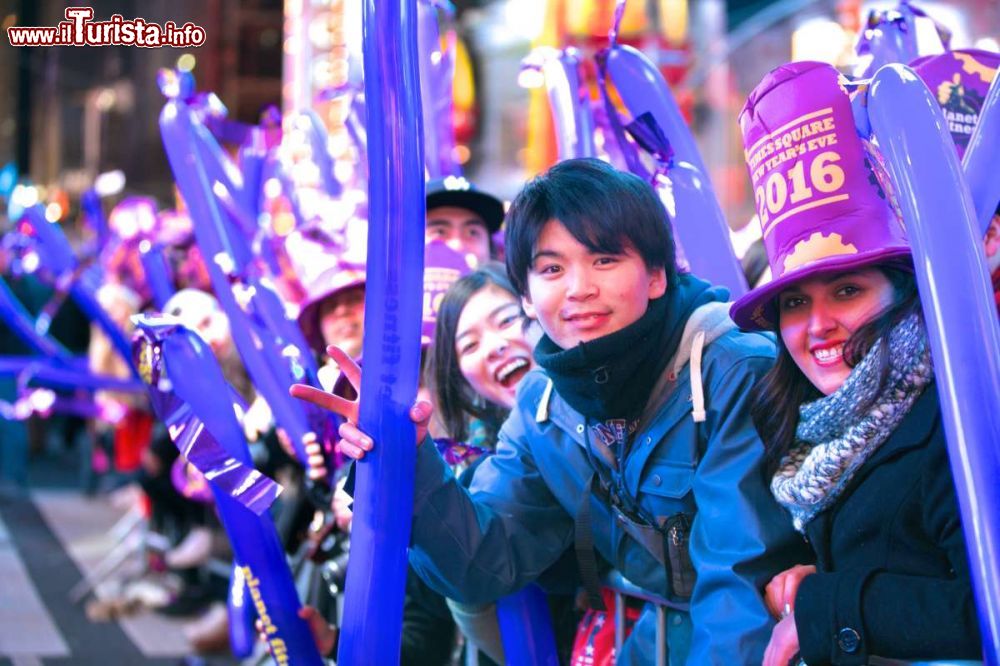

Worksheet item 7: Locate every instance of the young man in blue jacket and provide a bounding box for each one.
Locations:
[296,158,807,664]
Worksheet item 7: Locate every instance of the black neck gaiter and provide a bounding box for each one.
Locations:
[534,273,721,425]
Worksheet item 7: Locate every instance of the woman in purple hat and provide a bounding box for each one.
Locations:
[730,62,982,666]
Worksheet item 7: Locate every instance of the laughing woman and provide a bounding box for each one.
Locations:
[428,261,578,664]
[429,261,539,463]
[731,62,982,666]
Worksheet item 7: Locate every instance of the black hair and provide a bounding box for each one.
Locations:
[741,238,770,288]
[504,158,678,296]
[426,262,522,442]
[751,265,920,476]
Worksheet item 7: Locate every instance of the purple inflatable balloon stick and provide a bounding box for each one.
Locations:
[227,563,255,659]
[134,319,322,665]
[602,45,708,179]
[867,63,1000,664]
[19,205,75,276]
[0,356,141,394]
[345,95,370,186]
[301,110,344,199]
[854,3,921,77]
[496,584,560,666]
[336,0,425,660]
[417,0,461,178]
[962,68,1000,236]
[19,206,137,373]
[599,45,746,296]
[0,277,75,361]
[528,47,597,160]
[139,244,175,310]
[160,97,326,466]
[80,188,110,254]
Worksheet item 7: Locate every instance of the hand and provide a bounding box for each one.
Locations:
[303,432,328,482]
[765,564,816,619]
[275,428,296,459]
[256,605,338,657]
[290,345,434,461]
[763,613,800,666]
[332,477,353,533]
[299,605,338,656]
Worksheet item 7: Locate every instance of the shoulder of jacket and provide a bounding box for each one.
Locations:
[702,327,776,369]
[508,368,556,425]
[514,368,550,402]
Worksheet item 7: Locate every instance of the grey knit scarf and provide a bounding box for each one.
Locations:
[772,313,934,532]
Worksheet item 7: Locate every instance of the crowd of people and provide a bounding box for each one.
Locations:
[3,49,998,666]
[290,61,995,665]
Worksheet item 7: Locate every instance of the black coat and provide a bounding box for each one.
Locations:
[795,383,982,665]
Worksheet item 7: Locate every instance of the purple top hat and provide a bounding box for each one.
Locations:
[912,49,1000,160]
[292,221,368,354]
[327,240,474,399]
[422,240,475,346]
[730,61,912,331]
[108,196,159,240]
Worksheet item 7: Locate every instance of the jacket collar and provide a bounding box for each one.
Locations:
[534,363,699,497]
[535,376,587,447]
[863,381,940,469]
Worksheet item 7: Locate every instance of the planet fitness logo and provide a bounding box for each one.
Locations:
[917,51,999,159]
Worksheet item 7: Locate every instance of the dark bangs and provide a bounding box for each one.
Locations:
[505,158,677,296]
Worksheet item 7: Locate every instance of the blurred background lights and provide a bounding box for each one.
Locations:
[176,53,196,72]
[45,202,63,223]
[791,17,848,64]
[94,170,126,197]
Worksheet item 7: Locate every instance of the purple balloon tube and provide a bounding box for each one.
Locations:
[868,63,1000,664]
[336,0,425,660]
[962,68,1000,236]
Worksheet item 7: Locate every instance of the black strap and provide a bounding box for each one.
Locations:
[575,474,607,611]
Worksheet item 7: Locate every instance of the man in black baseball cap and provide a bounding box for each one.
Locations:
[425,176,505,265]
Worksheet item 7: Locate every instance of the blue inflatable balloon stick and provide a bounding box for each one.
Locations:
[135,318,323,665]
[19,205,136,372]
[0,276,76,362]
[160,90,330,468]
[227,562,256,659]
[867,63,1000,665]
[80,188,110,252]
[334,0,426,661]
[530,47,596,160]
[496,584,560,666]
[598,39,747,297]
[139,244,175,310]
[962,67,1000,236]
[417,0,462,178]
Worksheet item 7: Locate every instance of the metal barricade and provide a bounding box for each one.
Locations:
[602,571,984,666]
[604,571,681,666]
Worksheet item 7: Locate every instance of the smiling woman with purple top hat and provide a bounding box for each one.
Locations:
[730,61,982,666]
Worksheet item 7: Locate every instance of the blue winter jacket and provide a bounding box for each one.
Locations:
[408,304,808,664]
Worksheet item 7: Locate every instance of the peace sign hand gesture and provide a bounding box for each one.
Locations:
[289,345,433,461]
